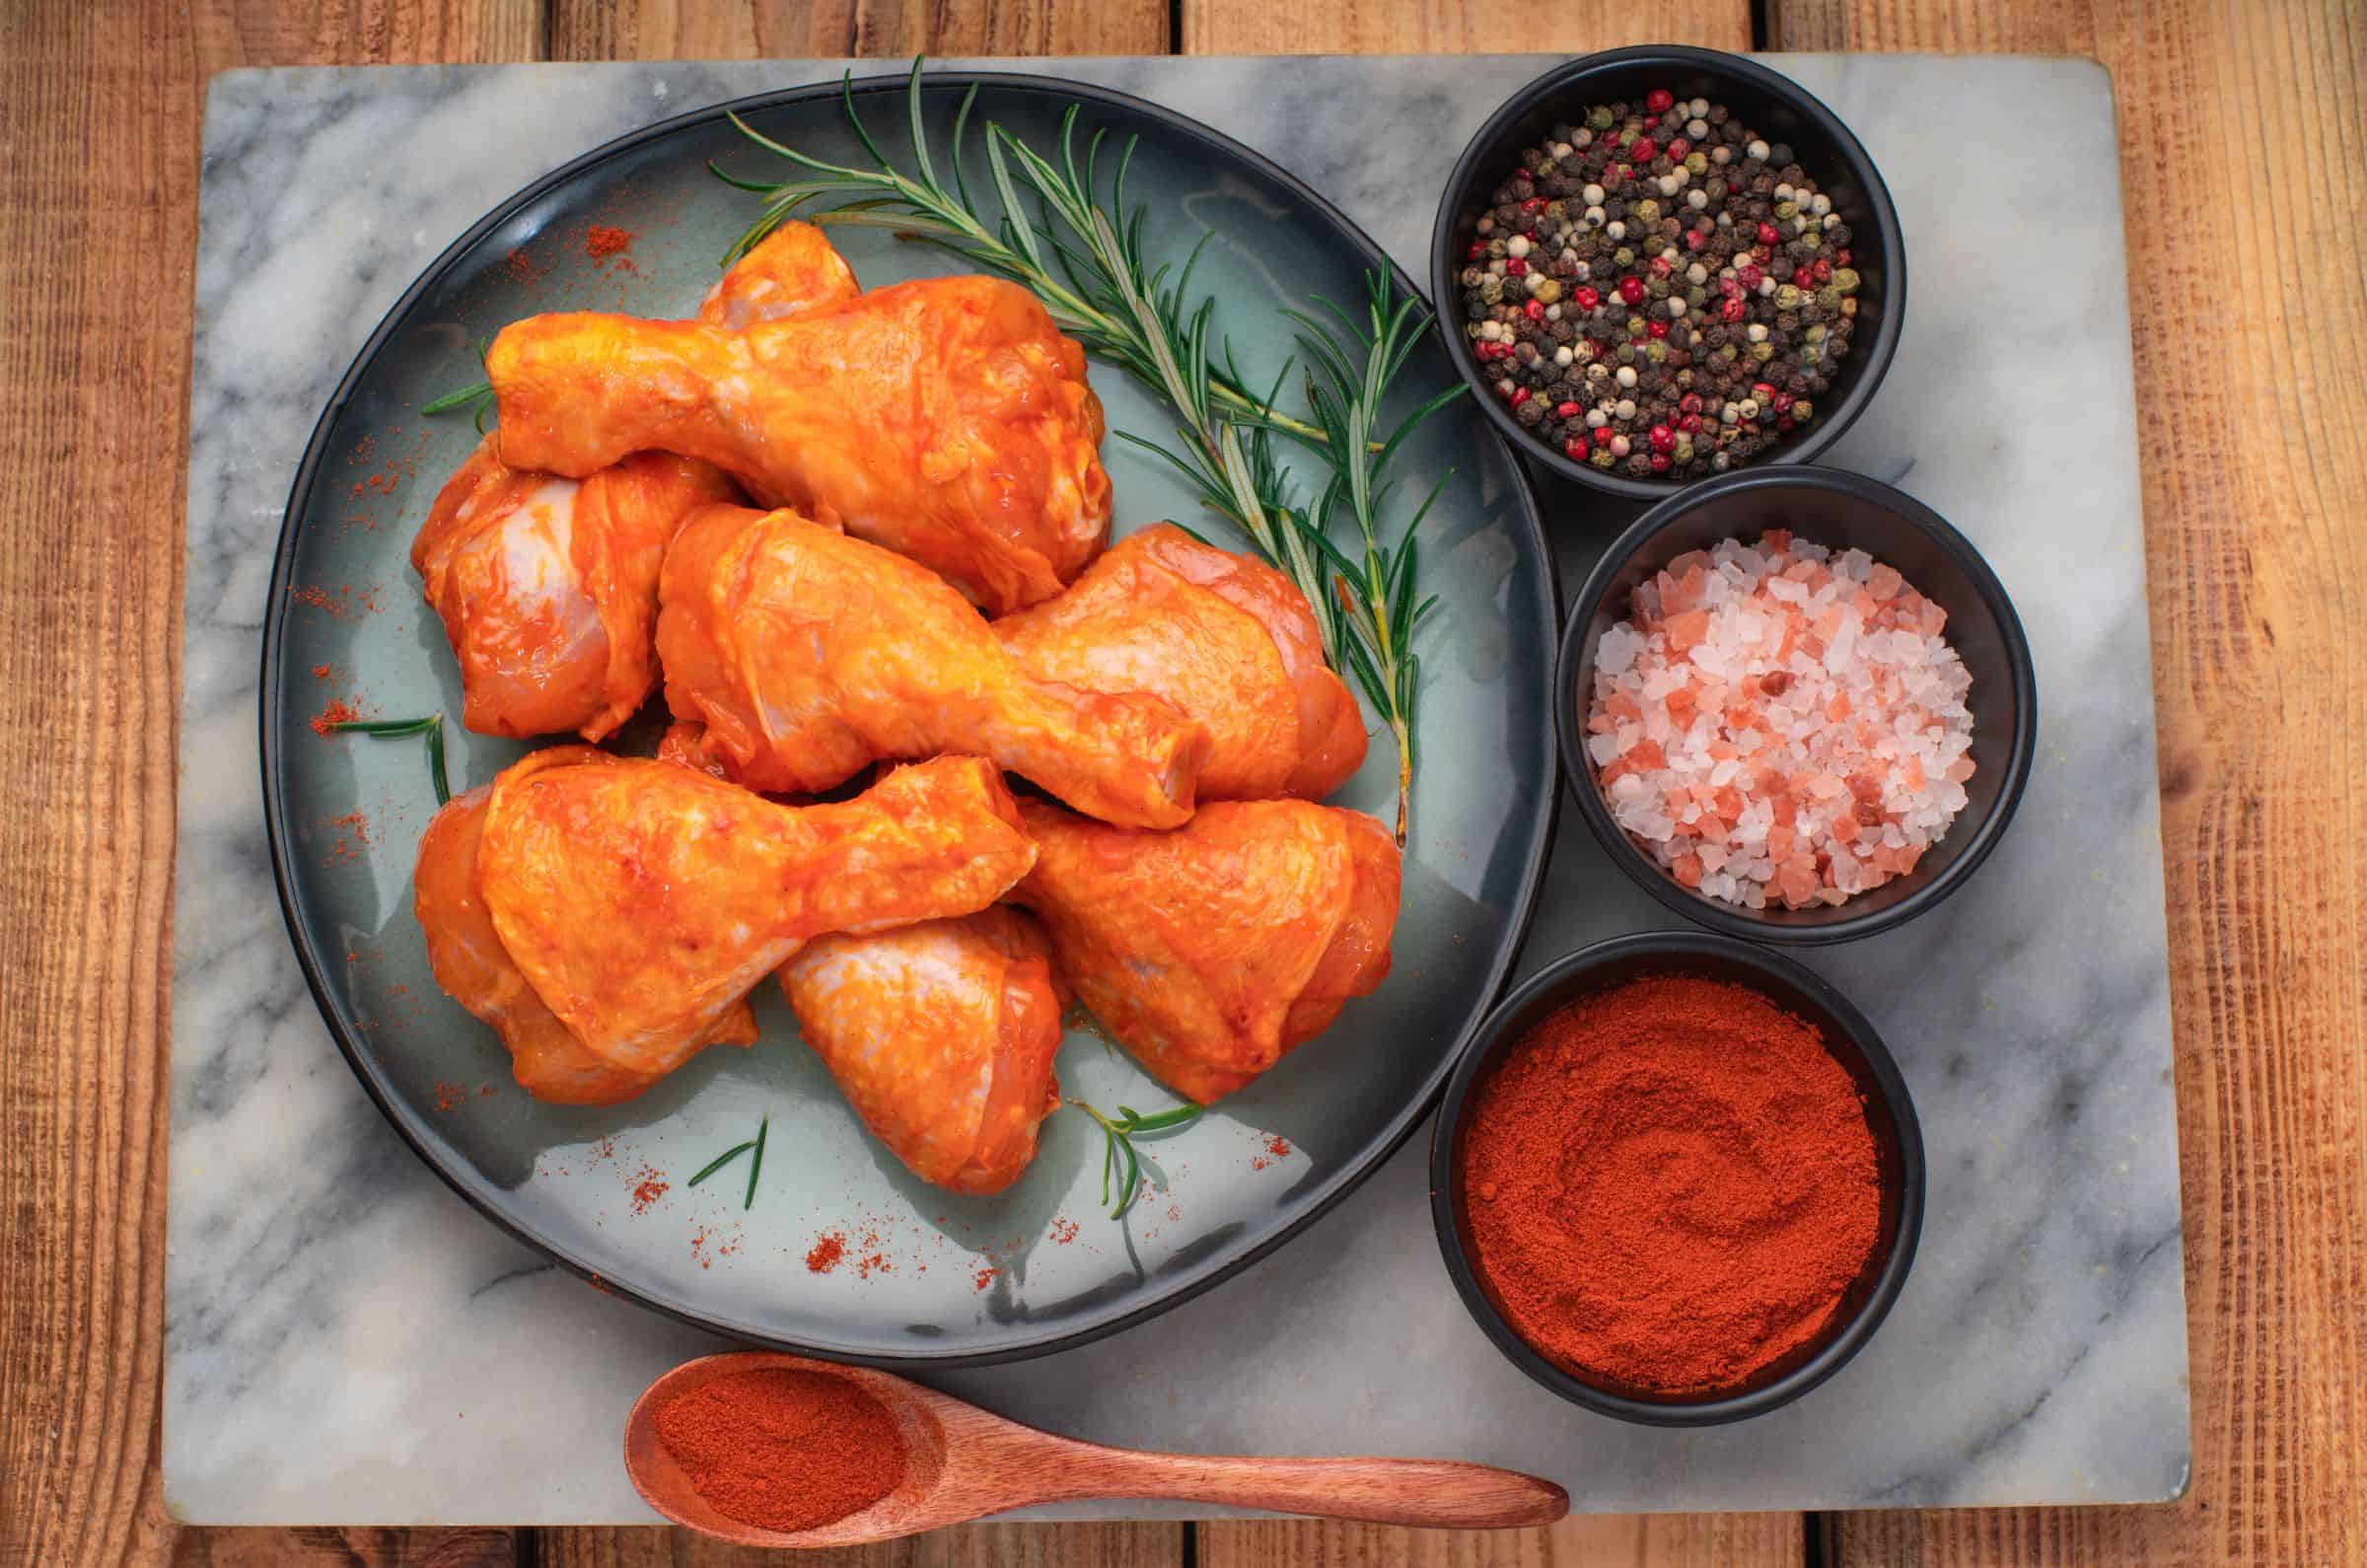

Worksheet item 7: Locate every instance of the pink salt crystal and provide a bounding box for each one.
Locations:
[1585,531,1976,913]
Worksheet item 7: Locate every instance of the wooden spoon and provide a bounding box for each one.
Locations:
[625,1350,1569,1546]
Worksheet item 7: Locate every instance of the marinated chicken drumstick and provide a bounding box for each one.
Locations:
[994,523,1370,801]
[658,503,1207,828]
[1008,798,1401,1104]
[487,224,1111,613]
[413,748,757,1105]
[780,909,1065,1195]
[466,752,1035,1080]
[410,226,876,742]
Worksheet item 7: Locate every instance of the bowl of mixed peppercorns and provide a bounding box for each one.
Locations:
[1431,46,1905,500]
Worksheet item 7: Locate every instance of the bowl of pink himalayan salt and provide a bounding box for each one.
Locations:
[1557,466,2036,944]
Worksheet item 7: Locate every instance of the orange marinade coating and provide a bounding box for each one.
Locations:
[474,752,1036,1077]
[1009,798,1400,1104]
[487,225,1110,614]
[411,748,756,1105]
[656,503,1207,828]
[780,908,1065,1195]
[995,523,1369,802]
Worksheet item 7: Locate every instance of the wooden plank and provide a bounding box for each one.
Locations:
[544,0,1169,59]
[1200,1516,1805,1567]
[537,1523,1184,1566]
[1182,0,1749,55]
[0,3,541,1564]
[167,1529,523,1566]
[1764,0,2367,1562]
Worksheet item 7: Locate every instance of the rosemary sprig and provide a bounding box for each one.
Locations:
[329,714,451,806]
[421,341,494,430]
[713,62,1462,841]
[711,59,1323,446]
[1073,1099,1203,1219]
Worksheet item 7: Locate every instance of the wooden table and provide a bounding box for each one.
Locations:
[4,0,2359,1562]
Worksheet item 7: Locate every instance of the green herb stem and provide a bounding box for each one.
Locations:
[330,713,452,807]
[744,1113,769,1210]
[687,1139,756,1187]
[1073,1097,1204,1220]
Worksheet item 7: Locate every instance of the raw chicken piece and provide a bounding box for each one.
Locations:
[475,752,1035,1076]
[658,503,1207,828]
[995,523,1369,801]
[410,444,737,740]
[487,224,1110,612]
[697,220,861,327]
[1008,798,1401,1104]
[780,909,1064,1194]
[411,747,754,1105]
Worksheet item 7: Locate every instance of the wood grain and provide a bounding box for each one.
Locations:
[1767,0,2367,1562]
[1181,0,1749,55]
[168,1530,523,1567]
[544,0,1168,59]
[538,1524,1186,1567]
[1200,1515,1806,1568]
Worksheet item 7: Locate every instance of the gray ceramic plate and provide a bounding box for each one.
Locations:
[262,72,1557,1365]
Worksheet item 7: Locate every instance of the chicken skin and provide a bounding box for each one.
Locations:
[658,503,1207,828]
[486,224,1111,613]
[1008,799,1401,1104]
[994,523,1370,801]
[780,909,1064,1194]
[410,444,738,740]
[473,752,1035,1078]
[412,748,756,1105]
[409,230,883,743]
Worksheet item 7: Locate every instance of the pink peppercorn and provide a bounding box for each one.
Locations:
[1645,89,1675,113]
[1757,222,1780,247]
[1630,138,1657,164]
[1647,320,1669,339]
[1525,299,1545,321]
[1720,297,1746,322]
[1574,286,1600,310]
[1618,276,1645,305]
[1509,386,1531,408]
[1506,256,1527,276]
[1556,401,1582,418]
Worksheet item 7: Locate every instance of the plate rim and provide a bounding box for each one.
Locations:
[259,65,1561,1368]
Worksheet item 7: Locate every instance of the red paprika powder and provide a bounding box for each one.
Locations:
[1460,974,1881,1393]
[653,1367,906,1532]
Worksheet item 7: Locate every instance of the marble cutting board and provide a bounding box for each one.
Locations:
[171,54,2188,1523]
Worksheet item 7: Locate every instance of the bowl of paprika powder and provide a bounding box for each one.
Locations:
[1430,931,1923,1425]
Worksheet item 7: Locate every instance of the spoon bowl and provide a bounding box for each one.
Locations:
[625,1351,1570,1546]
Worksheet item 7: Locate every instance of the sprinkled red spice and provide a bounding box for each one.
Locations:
[501,247,544,284]
[310,697,360,738]
[311,663,332,680]
[630,1166,670,1215]
[972,1264,997,1292]
[432,1081,464,1112]
[806,1233,846,1274]
[1049,1217,1079,1246]
[323,811,372,868]
[1264,1134,1292,1158]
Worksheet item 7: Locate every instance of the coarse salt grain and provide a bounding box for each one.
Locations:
[1585,532,1976,911]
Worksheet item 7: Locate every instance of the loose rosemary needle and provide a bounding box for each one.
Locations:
[1073,1099,1203,1219]
[328,713,451,806]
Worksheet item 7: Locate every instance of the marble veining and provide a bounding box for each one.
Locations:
[172,55,2187,1524]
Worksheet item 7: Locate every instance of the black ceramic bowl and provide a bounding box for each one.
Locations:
[1558,466,2037,945]
[1429,45,1905,502]
[1430,931,1924,1426]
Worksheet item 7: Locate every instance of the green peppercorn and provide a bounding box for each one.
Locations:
[1775,199,1798,220]
[1533,278,1562,304]
[1635,199,1661,223]
[1805,323,1828,342]
[1832,267,1861,296]
[1815,284,1841,310]
[1752,340,1775,362]
[1591,447,1616,469]
[1613,247,1635,267]
[1481,277,1504,305]
[1775,283,1803,311]
[1685,152,1708,175]
[1646,341,1669,364]
[1791,399,1814,421]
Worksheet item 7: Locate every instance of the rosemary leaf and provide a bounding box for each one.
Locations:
[744,1113,769,1210]
[687,1140,756,1187]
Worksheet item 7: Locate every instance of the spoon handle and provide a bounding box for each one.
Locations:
[1040,1448,1569,1530]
